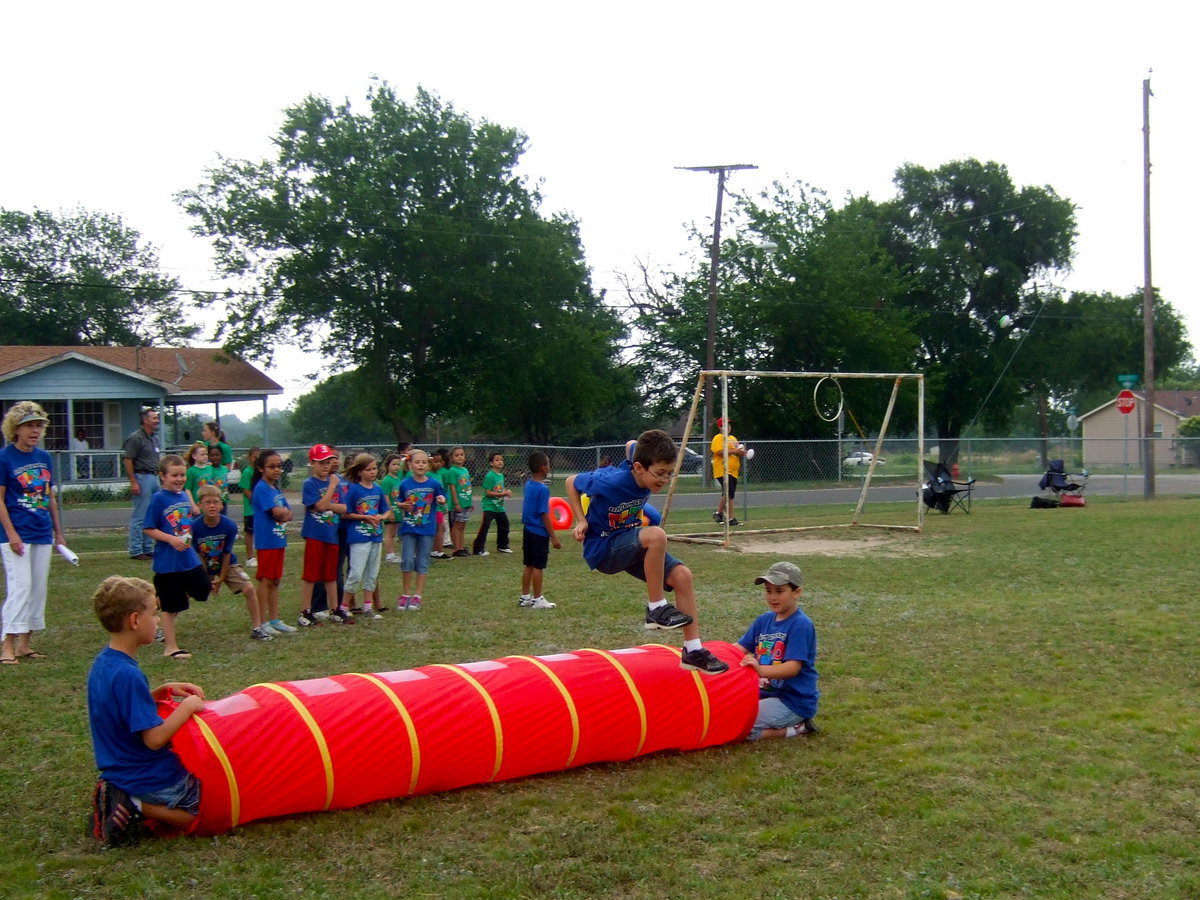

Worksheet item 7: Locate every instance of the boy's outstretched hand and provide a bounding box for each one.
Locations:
[155,682,206,702]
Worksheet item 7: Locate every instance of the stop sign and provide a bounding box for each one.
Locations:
[1116,389,1136,414]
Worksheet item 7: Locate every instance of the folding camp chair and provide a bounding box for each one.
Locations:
[1038,459,1087,507]
[922,460,975,514]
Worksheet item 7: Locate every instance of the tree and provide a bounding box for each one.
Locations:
[289,371,396,446]
[1015,289,1190,417]
[179,82,637,443]
[627,182,915,439]
[0,207,197,346]
[876,159,1077,461]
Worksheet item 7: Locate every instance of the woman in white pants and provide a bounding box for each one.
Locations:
[0,402,68,664]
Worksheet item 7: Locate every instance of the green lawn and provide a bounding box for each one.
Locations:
[1,497,1198,898]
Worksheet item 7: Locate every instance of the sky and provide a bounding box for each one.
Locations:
[3,1,1196,417]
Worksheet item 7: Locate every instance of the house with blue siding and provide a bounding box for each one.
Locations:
[0,345,283,482]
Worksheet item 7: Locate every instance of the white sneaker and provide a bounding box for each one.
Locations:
[529,596,557,609]
[259,622,280,636]
[385,553,400,563]
[518,595,534,607]
[245,557,257,568]
[312,609,333,623]
[498,548,514,554]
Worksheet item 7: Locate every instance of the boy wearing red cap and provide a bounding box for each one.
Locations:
[297,444,346,627]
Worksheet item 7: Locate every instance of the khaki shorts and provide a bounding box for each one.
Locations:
[222,565,253,594]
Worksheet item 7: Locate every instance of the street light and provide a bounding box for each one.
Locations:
[677,163,757,436]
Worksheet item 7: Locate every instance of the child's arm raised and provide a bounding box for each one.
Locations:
[313,473,343,512]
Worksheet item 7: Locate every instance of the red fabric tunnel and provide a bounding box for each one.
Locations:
[167,641,757,835]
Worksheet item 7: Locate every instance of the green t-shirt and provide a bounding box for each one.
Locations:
[432,469,449,512]
[445,465,472,510]
[239,466,255,515]
[380,473,402,513]
[209,464,230,503]
[481,470,506,513]
[185,464,214,501]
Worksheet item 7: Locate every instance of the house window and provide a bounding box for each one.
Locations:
[72,401,105,449]
[48,400,71,448]
[0,399,107,452]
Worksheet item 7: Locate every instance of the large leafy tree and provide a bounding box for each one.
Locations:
[628,182,915,440]
[0,207,195,346]
[875,159,1077,460]
[1015,289,1189,416]
[179,83,635,443]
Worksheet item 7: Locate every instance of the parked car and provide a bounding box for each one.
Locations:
[679,446,704,473]
[843,451,884,468]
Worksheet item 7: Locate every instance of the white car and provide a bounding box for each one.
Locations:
[843,451,885,467]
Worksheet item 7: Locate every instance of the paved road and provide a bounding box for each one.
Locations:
[61,474,1199,531]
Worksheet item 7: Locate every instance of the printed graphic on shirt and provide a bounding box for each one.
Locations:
[308,508,337,527]
[163,502,194,547]
[352,495,383,538]
[606,499,645,532]
[13,463,51,511]
[196,534,230,574]
[403,488,434,527]
[755,634,789,692]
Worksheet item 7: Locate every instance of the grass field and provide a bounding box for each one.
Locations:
[1,496,1198,899]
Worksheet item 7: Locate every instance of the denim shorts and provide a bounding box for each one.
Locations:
[747,697,804,741]
[593,527,680,590]
[135,771,202,814]
[402,532,434,574]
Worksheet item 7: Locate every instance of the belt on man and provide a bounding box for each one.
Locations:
[135,470,158,475]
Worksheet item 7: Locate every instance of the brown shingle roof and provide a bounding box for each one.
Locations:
[0,346,283,397]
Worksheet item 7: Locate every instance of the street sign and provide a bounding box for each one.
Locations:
[1117,374,1139,388]
[1116,389,1136,415]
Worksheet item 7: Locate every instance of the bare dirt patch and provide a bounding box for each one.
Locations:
[734,531,947,558]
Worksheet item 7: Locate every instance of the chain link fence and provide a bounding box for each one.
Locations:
[51,434,1197,504]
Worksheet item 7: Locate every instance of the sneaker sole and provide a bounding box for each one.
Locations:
[644,618,692,630]
[679,660,730,675]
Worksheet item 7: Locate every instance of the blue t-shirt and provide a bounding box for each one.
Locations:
[251,479,290,550]
[521,478,550,537]
[143,489,203,574]
[345,482,389,544]
[301,475,339,544]
[737,608,820,719]
[191,513,239,576]
[334,479,352,542]
[87,646,190,795]
[397,475,440,536]
[0,444,55,544]
[572,460,651,569]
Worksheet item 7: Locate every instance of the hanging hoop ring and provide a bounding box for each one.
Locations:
[813,376,844,423]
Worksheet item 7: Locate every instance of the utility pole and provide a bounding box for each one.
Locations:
[1142,75,1155,500]
[677,163,757,438]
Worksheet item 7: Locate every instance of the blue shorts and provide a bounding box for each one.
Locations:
[135,771,202,815]
[593,528,681,591]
